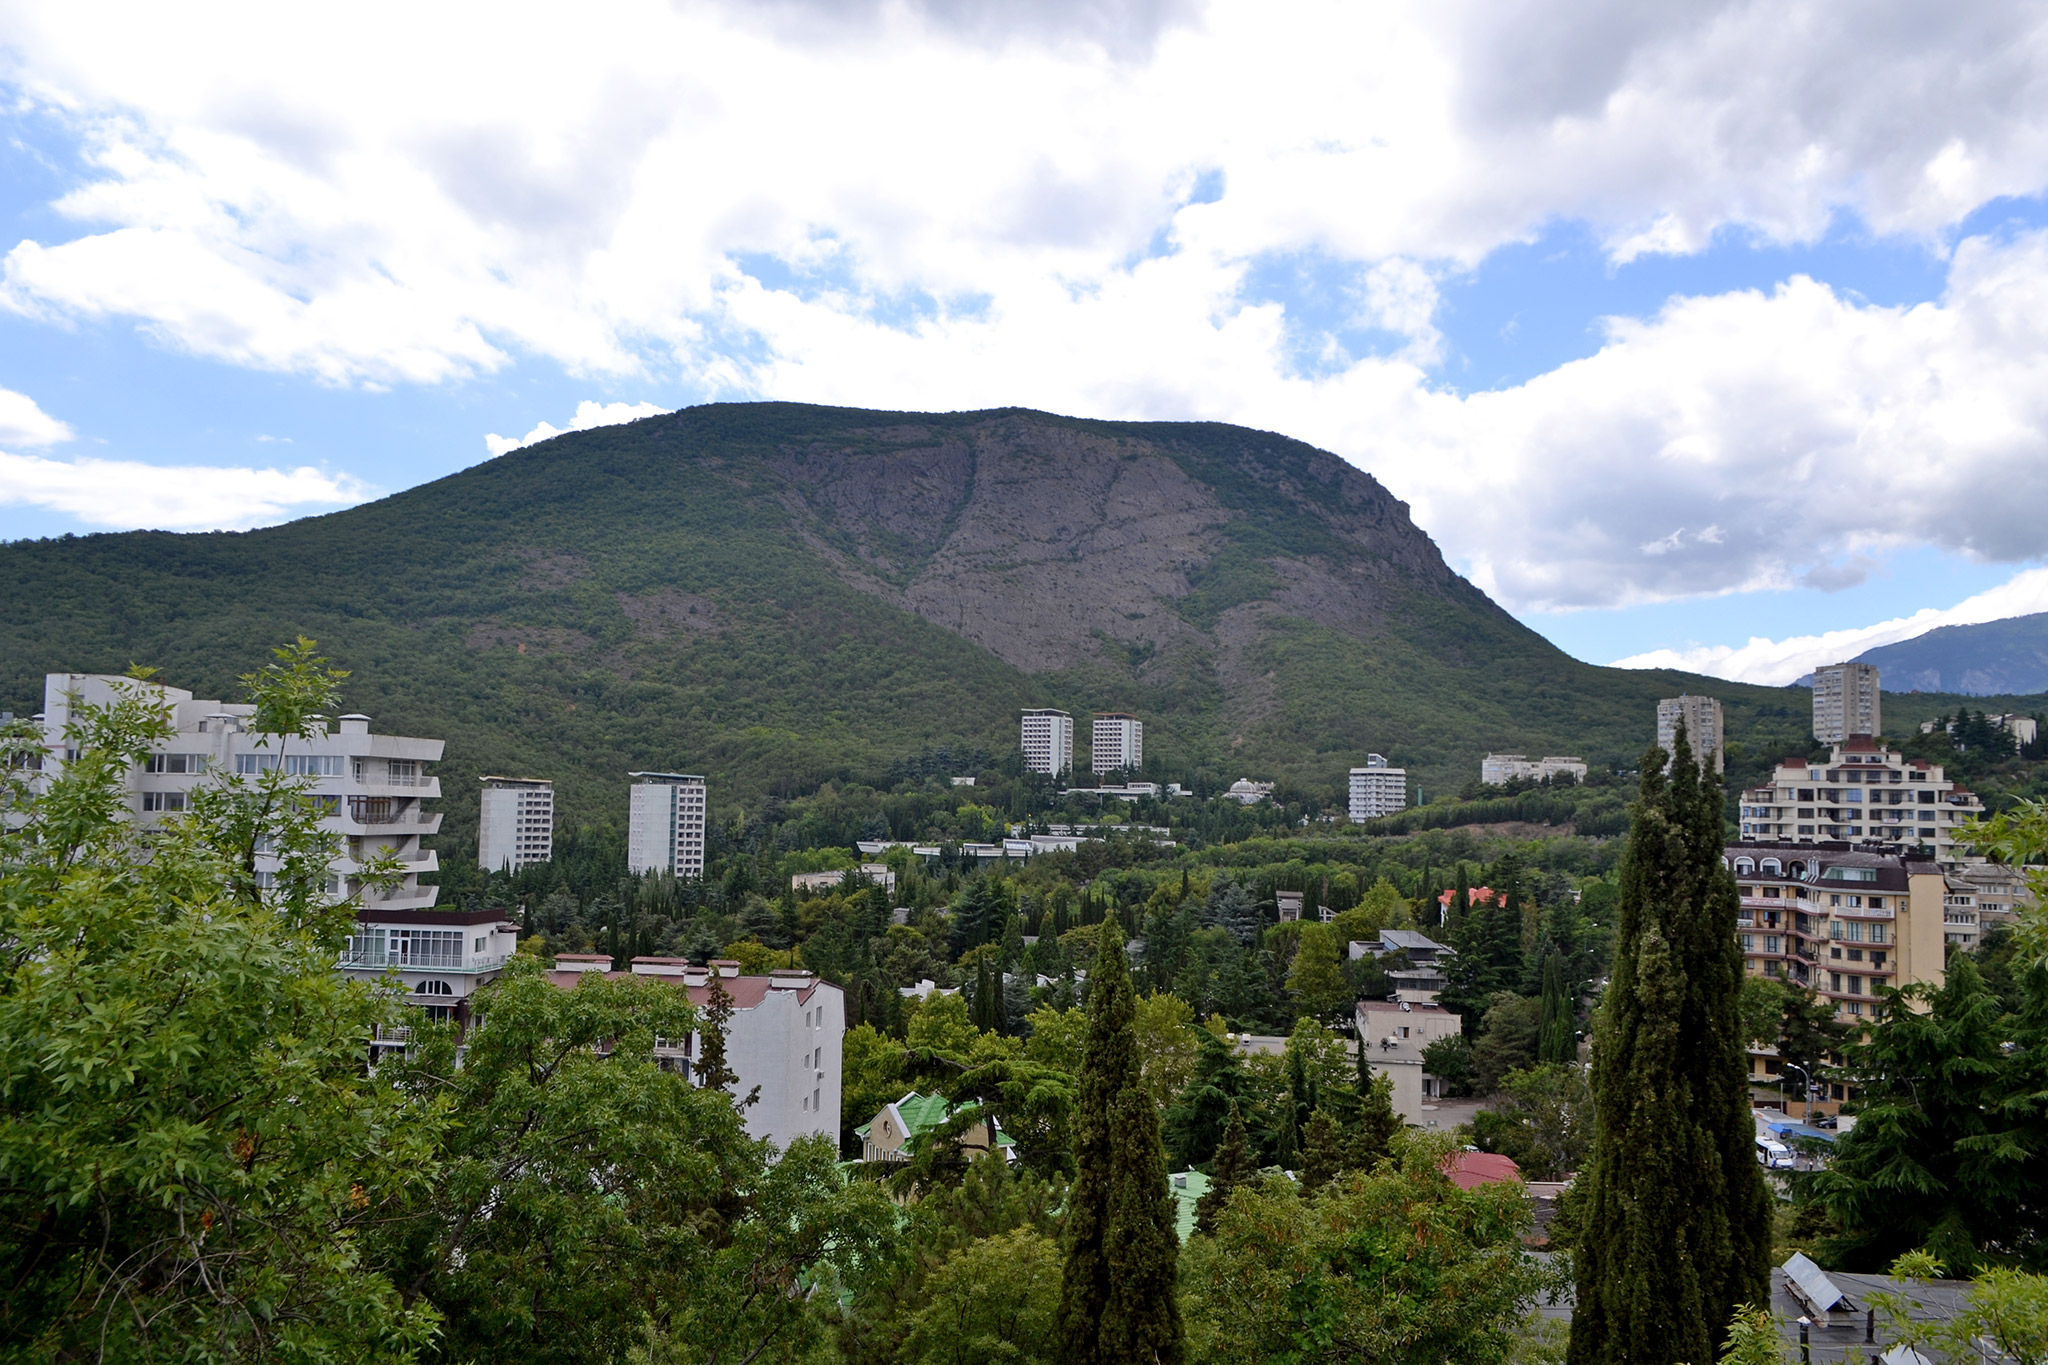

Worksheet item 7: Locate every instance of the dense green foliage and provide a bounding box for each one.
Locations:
[1568,730,1771,1365]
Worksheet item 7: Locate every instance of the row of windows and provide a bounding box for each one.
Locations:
[234,753,346,776]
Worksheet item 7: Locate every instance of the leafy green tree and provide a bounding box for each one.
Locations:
[902,1227,1062,1365]
[1421,1034,1476,1098]
[1056,929,1184,1365]
[1352,1069,1401,1170]
[1802,955,2048,1273]
[0,652,441,1362]
[1470,1064,1593,1182]
[1203,879,1260,947]
[1714,1305,1786,1365]
[1287,923,1352,1019]
[1179,1138,1558,1364]
[1568,728,1771,1365]
[1194,1102,1255,1236]
[1865,1253,2048,1365]
[1471,992,1543,1095]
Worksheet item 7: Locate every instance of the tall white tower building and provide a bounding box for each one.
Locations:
[1349,754,1408,821]
[1657,694,1726,775]
[627,772,707,878]
[1091,713,1143,774]
[479,776,555,872]
[1812,662,1882,743]
[1020,709,1073,777]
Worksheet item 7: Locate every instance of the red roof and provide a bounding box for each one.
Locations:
[1437,886,1500,908]
[1442,1151,1522,1189]
[1844,735,1881,750]
[1781,758,1807,768]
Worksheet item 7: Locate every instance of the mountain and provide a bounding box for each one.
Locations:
[1852,613,2048,696]
[0,402,1984,839]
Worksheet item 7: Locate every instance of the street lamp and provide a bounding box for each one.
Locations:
[1780,1062,1818,1125]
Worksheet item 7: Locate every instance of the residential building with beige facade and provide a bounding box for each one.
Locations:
[1736,737,1986,864]
[1356,999,1464,1124]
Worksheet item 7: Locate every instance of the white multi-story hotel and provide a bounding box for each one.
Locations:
[1349,754,1408,821]
[548,956,844,1153]
[1737,737,1987,864]
[478,775,555,872]
[1656,694,1725,774]
[1020,709,1074,777]
[1479,754,1588,785]
[1091,712,1143,774]
[36,672,516,1029]
[627,772,707,878]
[1812,662,1881,744]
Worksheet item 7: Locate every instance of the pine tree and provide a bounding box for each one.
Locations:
[696,972,756,1107]
[1351,1067,1400,1170]
[1567,725,1771,1365]
[1194,1100,1254,1236]
[1057,929,1185,1365]
[1537,950,1576,1065]
[1298,1110,1344,1191]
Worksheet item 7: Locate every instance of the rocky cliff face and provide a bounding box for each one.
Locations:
[762,411,1463,681]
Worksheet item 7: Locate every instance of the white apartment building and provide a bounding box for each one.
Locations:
[1349,754,1408,822]
[1091,712,1143,774]
[1020,709,1074,777]
[627,772,708,879]
[1812,662,1881,744]
[1657,694,1725,774]
[1921,713,2040,748]
[478,775,554,872]
[1479,754,1588,786]
[549,957,844,1154]
[34,673,513,1029]
[1737,737,1987,864]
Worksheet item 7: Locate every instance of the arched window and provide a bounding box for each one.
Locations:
[1761,859,1782,874]
[1789,861,1807,879]
[1734,858,1756,875]
[416,979,454,997]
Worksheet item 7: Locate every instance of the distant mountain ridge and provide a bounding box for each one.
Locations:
[0,403,2006,837]
[1850,612,2048,696]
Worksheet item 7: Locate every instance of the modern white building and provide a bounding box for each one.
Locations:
[547,957,844,1154]
[627,772,707,878]
[1091,712,1143,774]
[1811,662,1881,744]
[478,775,554,872]
[1737,737,1988,865]
[1349,754,1408,821]
[1020,709,1074,777]
[1656,694,1725,774]
[33,673,511,1032]
[1479,754,1588,786]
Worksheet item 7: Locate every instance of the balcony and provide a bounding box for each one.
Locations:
[339,950,511,975]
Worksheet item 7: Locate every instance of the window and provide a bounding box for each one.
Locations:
[1869,924,1886,944]
[1740,934,1755,951]
[1762,859,1782,874]
[145,753,205,773]
[140,791,188,812]
[1868,896,1885,910]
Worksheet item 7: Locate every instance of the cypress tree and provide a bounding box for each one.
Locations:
[1058,929,1184,1365]
[1537,950,1575,1065]
[1352,1067,1400,1169]
[1567,726,1771,1365]
[1298,1109,1345,1191]
[1194,1100,1254,1236]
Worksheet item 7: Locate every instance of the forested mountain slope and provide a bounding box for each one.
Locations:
[0,402,2002,834]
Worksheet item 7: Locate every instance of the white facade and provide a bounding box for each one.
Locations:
[1348,754,1408,821]
[1091,713,1143,773]
[1656,694,1725,774]
[627,772,707,878]
[1736,738,1987,865]
[34,673,508,1030]
[1812,662,1881,744]
[1020,709,1074,776]
[1480,754,1588,786]
[551,958,844,1154]
[479,775,554,872]
[1357,999,1464,1123]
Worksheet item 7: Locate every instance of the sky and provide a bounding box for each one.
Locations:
[6,0,2048,685]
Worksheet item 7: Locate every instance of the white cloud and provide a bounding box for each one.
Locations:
[0,453,371,530]
[3,1,2048,605]
[485,400,668,457]
[1611,567,2048,685]
[0,387,74,446]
